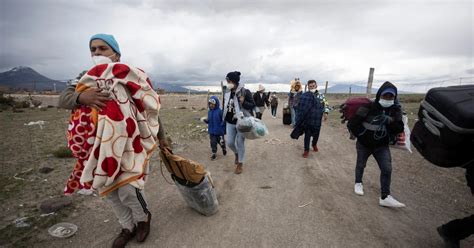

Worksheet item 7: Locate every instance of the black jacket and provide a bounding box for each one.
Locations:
[348,81,404,148]
[253,92,270,107]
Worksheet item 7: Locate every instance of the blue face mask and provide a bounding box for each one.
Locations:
[379,99,394,108]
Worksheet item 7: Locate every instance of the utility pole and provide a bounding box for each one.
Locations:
[349,86,352,97]
[324,81,328,94]
[367,67,375,97]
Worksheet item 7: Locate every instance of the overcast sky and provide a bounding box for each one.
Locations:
[0,0,472,91]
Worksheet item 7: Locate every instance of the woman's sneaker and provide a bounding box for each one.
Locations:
[354,183,364,196]
[210,153,216,160]
[222,148,227,156]
[379,195,406,208]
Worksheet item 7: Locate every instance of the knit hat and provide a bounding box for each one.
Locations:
[226,71,241,84]
[208,98,216,105]
[381,87,396,96]
[258,84,265,92]
[89,34,121,55]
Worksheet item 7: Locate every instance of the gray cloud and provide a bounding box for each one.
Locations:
[0,0,472,91]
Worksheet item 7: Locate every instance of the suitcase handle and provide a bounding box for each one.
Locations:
[422,110,445,128]
[423,118,441,137]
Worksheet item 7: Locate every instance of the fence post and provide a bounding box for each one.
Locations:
[367,67,374,97]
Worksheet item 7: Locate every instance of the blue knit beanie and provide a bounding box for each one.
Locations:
[89,34,121,55]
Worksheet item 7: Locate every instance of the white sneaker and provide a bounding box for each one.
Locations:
[354,183,364,196]
[379,195,406,208]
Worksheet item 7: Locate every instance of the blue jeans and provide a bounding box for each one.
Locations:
[355,141,392,198]
[303,127,321,151]
[226,123,245,163]
[291,107,297,126]
[271,106,277,117]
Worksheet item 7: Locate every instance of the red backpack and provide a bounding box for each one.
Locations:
[339,97,372,123]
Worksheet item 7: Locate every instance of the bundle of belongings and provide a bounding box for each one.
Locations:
[64,63,160,196]
[340,97,412,152]
[235,112,269,140]
[410,85,474,168]
[159,147,218,216]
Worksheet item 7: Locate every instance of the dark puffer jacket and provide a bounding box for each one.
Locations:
[347,81,404,148]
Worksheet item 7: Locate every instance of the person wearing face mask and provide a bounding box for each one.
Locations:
[222,71,256,174]
[58,33,168,248]
[347,81,405,208]
[295,80,328,158]
[59,33,167,147]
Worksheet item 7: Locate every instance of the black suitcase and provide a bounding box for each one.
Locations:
[283,112,291,125]
[410,85,474,167]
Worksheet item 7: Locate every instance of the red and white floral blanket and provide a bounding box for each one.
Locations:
[64,63,160,196]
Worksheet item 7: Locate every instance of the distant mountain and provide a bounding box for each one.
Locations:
[0,66,65,91]
[155,82,198,93]
[326,84,378,94]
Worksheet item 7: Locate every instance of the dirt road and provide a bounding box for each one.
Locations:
[43,106,473,248]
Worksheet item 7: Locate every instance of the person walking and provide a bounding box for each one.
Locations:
[58,34,167,248]
[295,80,327,158]
[204,96,227,160]
[347,81,406,208]
[270,92,279,118]
[253,84,269,120]
[222,71,256,174]
[289,79,303,127]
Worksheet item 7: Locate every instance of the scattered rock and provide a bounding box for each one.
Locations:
[259,186,272,189]
[39,198,73,214]
[39,167,54,174]
[13,217,30,228]
[178,106,187,109]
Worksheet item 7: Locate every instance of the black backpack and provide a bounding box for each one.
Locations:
[410,85,474,167]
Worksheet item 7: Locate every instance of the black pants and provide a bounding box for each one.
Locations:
[441,214,474,241]
[271,106,277,117]
[303,127,321,151]
[355,141,392,198]
[210,134,226,153]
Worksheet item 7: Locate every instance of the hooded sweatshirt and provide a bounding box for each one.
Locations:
[347,81,404,148]
[207,96,226,136]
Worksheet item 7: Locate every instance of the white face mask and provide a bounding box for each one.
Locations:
[309,88,317,93]
[379,99,394,108]
[92,53,115,65]
[227,83,235,89]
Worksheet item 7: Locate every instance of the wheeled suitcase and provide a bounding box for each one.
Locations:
[410,85,474,167]
[283,103,292,125]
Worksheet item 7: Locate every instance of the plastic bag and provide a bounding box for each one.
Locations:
[174,175,218,216]
[391,114,412,153]
[236,114,253,133]
[241,117,269,140]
